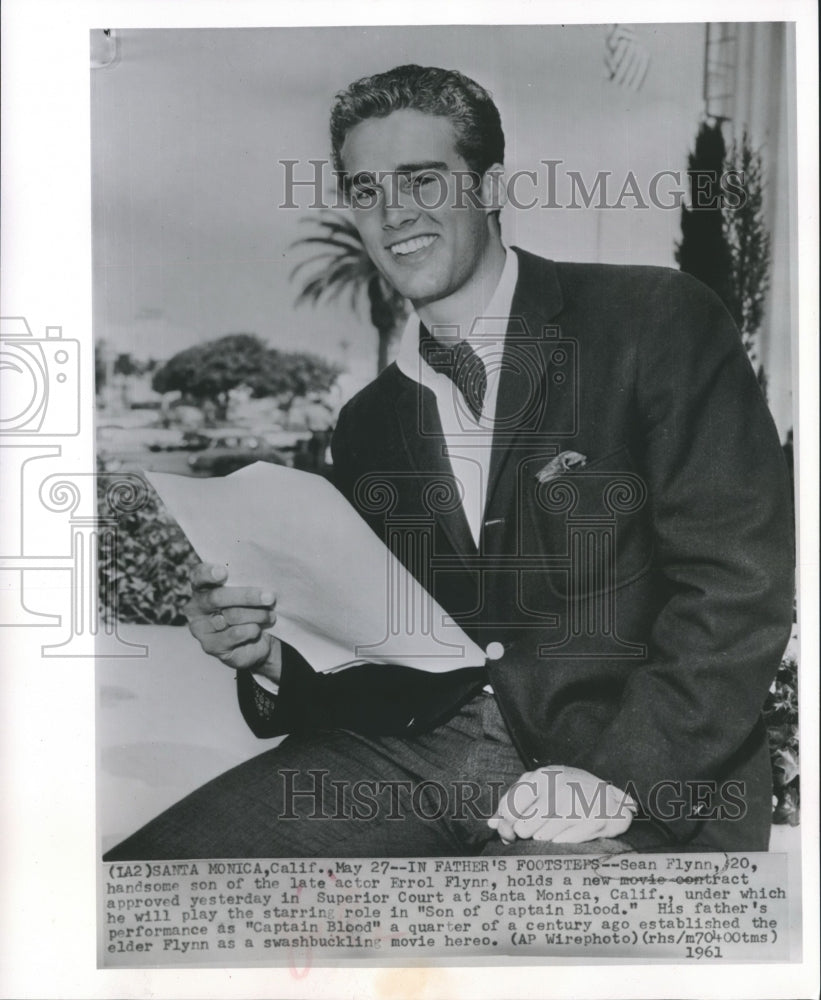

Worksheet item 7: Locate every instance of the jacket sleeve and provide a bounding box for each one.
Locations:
[236,647,485,738]
[575,271,794,838]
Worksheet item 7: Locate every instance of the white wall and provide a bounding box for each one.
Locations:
[727,22,795,438]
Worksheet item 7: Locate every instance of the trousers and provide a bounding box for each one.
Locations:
[104,692,638,860]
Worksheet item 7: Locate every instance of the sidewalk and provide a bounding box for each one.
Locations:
[97,624,272,854]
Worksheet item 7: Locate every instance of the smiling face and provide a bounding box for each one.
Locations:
[339,109,505,314]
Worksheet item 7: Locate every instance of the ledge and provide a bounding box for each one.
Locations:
[97,624,800,857]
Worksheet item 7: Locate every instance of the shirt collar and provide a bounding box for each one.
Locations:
[396,247,519,384]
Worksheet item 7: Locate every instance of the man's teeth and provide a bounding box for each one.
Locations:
[390,235,436,256]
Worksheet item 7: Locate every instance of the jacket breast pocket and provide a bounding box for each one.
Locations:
[519,445,654,609]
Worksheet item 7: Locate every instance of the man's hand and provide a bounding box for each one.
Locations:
[488,765,636,845]
[184,563,282,682]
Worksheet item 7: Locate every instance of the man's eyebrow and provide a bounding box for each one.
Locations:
[349,161,450,183]
[393,161,449,174]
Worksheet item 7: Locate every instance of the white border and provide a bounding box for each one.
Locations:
[1,1,817,998]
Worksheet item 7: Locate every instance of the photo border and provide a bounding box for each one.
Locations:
[1,1,817,998]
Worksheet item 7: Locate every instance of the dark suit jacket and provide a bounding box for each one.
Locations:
[238,248,794,851]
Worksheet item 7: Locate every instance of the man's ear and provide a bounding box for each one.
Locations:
[480,162,507,213]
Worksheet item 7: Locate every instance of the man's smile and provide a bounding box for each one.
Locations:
[388,234,438,257]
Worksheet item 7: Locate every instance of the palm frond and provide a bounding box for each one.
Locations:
[294,217,361,239]
[290,250,362,283]
[290,233,363,253]
[291,213,375,305]
[290,210,408,371]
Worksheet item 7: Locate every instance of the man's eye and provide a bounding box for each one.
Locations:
[413,173,437,188]
[399,173,436,193]
[351,186,378,208]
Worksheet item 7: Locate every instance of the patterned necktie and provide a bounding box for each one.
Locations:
[419,323,487,421]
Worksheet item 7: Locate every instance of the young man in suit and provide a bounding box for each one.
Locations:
[105,65,793,860]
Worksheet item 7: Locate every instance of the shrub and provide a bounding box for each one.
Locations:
[763,624,800,825]
[97,471,198,625]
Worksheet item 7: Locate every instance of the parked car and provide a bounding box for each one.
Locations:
[148,430,212,453]
[187,434,289,476]
[260,429,312,451]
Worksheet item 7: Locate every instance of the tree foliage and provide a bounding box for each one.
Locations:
[676,123,772,394]
[113,352,144,377]
[152,333,269,415]
[763,625,799,825]
[97,467,198,626]
[291,211,408,372]
[723,131,771,357]
[675,119,733,307]
[95,340,108,394]
[151,332,342,416]
[246,348,343,409]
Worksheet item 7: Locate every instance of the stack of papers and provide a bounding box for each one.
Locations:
[147,462,486,674]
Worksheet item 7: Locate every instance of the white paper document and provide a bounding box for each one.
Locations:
[146,462,487,673]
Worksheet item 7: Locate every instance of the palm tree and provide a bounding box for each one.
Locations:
[291,211,408,373]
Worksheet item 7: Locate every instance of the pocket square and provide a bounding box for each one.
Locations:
[535,450,588,483]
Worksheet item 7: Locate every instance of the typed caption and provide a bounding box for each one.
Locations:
[101,852,793,967]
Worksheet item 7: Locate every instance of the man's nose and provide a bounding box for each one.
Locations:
[381,182,419,230]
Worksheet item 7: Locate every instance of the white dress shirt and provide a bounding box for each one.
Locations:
[394,248,519,547]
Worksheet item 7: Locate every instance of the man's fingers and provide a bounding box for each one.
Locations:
[495,783,538,825]
[185,565,278,624]
[186,586,277,615]
[190,563,228,589]
[222,606,276,627]
[206,606,276,629]
[492,817,516,844]
[488,767,637,846]
[188,619,264,654]
[533,807,633,844]
[217,633,273,671]
[184,602,277,633]
[606,785,638,819]
[490,778,539,842]
[505,783,549,839]
[198,587,276,612]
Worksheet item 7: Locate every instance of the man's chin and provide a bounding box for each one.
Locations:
[382,268,446,305]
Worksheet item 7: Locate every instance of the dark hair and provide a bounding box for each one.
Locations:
[330,64,505,178]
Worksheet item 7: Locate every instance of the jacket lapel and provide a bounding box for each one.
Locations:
[391,374,477,563]
[387,249,565,565]
[484,249,565,521]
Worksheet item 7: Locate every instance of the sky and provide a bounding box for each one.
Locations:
[91,24,706,379]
